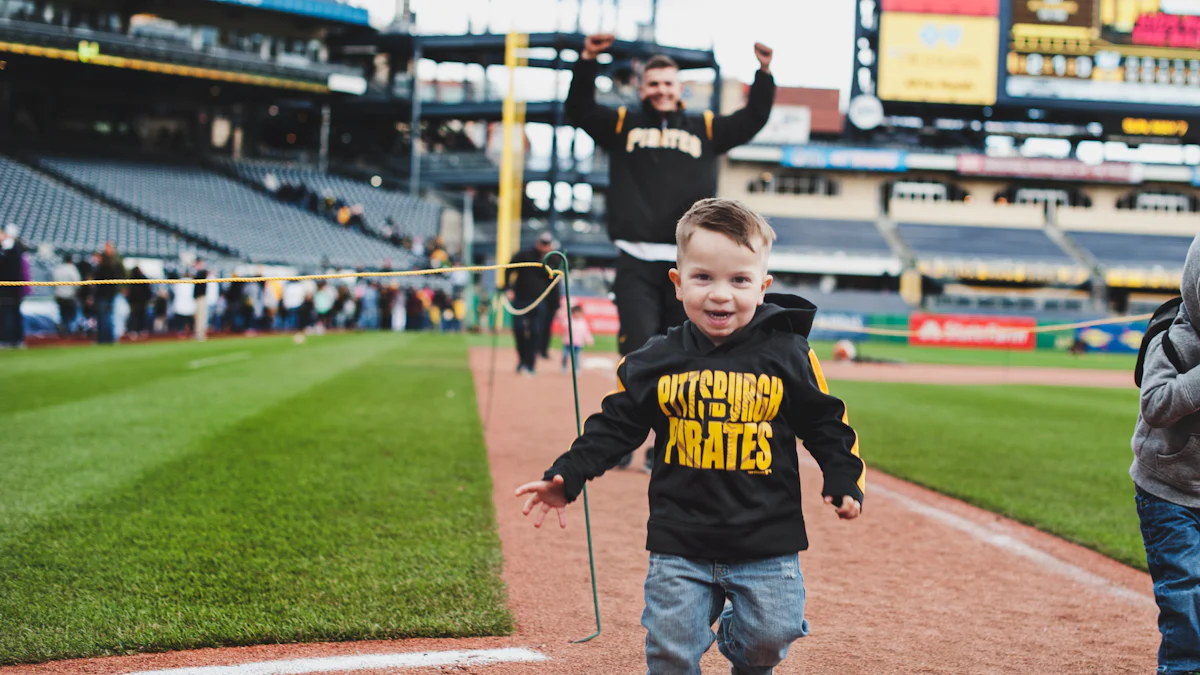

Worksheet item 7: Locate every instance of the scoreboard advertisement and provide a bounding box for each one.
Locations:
[867,0,1200,117]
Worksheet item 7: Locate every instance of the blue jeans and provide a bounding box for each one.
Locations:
[96,299,114,345]
[1137,486,1200,675]
[642,552,809,675]
[562,345,581,371]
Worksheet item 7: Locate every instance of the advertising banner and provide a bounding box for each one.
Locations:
[882,0,998,16]
[956,155,1144,183]
[877,13,1000,105]
[781,146,908,171]
[909,312,1037,350]
[1074,321,1149,354]
[810,313,869,342]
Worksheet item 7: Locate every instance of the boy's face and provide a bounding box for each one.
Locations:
[669,228,772,346]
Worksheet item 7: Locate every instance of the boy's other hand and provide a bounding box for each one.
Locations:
[825,495,861,520]
[515,475,568,528]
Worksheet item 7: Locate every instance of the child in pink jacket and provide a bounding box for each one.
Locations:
[559,304,594,373]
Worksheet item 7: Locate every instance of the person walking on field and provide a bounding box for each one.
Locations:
[507,232,556,376]
[566,33,777,471]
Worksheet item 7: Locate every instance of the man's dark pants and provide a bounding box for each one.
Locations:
[513,302,548,374]
[612,252,686,468]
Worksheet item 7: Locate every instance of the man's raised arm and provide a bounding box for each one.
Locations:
[565,33,621,151]
[710,43,776,155]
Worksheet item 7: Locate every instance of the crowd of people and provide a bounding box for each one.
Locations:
[1,234,475,346]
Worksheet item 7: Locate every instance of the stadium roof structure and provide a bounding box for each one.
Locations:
[338,32,718,71]
[203,0,370,26]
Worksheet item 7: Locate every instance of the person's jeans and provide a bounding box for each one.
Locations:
[1137,486,1200,675]
[562,345,581,371]
[95,299,115,344]
[642,552,809,675]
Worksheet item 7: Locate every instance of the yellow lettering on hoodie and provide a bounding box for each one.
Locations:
[626,128,644,152]
[664,417,679,464]
[684,419,703,467]
[756,422,773,471]
[658,376,673,416]
[740,422,759,470]
[713,370,728,402]
[701,421,725,470]
[765,376,784,421]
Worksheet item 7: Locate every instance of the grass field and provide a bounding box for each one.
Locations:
[0,334,510,665]
[828,380,1146,569]
[0,330,1147,664]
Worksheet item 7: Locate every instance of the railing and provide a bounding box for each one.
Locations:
[0,18,360,82]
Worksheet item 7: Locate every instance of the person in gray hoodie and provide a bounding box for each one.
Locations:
[1131,233,1200,675]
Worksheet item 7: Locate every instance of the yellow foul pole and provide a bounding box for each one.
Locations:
[496,30,528,330]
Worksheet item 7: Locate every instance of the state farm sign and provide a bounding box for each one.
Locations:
[908,313,1036,350]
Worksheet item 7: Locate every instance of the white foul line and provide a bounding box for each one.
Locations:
[871,483,1152,608]
[123,647,547,675]
[188,352,252,370]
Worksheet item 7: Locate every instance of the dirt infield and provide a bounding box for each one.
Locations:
[0,350,1157,675]
[467,351,1157,674]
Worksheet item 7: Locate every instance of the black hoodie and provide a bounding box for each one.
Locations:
[543,294,865,560]
[565,59,776,245]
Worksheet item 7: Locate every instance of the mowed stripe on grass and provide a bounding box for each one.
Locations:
[0,334,511,665]
[828,380,1146,569]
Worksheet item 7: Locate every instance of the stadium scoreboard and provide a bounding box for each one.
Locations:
[852,0,1200,132]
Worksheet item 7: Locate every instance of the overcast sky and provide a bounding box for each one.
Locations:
[351,0,858,93]
[344,0,854,194]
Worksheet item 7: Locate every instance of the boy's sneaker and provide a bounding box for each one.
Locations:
[616,452,633,469]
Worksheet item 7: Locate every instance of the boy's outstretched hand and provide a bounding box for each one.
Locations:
[515,475,568,528]
[825,495,861,520]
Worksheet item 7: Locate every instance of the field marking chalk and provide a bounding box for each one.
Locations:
[188,352,252,370]
[871,484,1152,608]
[123,647,547,675]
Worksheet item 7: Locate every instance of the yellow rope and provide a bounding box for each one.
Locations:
[0,260,1155,335]
[499,272,563,316]
[0,262,549,287]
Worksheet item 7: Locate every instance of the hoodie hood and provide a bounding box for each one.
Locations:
[683,293,817,354]
[1184,234,1200,328]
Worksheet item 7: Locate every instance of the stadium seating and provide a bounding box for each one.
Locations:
[221,160,443,240]
[37,155,416,269]
[896,223,1073,262]
[1068,231,1192,268]
[0,155,193,259]
[789,288,911,314]
[768,217,894,255]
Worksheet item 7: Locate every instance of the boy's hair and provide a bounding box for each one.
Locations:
[675,198,776,263]
[644,54,678,72]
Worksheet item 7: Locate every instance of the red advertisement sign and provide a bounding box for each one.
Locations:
[882,0,998,16]
[909,313,1037,350]
[551,296,620,336]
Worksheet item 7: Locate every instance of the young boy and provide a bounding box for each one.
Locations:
[516,198,864,675]
[1131,233,1200,675]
